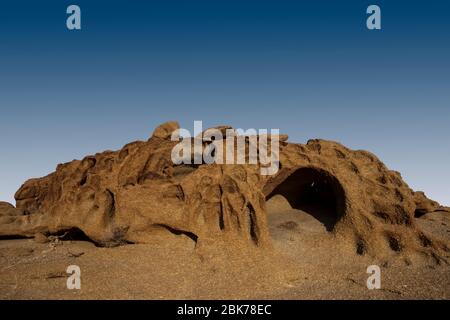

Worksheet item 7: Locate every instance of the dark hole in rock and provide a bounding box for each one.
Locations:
[247,203,259,245]
[151,224,198,249]
[356,238,367,255]
[79,175,87,186]
[0,234,30,240]
[386,234,403,252]
[50,228,132,248]
[414,209,427,218]
[52,228,94,242]
[266,167,346,232]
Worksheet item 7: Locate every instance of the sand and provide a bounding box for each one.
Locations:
[1,194,448,300]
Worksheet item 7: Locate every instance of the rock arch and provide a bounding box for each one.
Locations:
[0,121,448,259]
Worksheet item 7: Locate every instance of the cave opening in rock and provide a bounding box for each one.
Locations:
[266,167,346,231]
[52,228,95,242]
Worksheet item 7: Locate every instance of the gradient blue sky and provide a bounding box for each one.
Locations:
[0,0,449,205]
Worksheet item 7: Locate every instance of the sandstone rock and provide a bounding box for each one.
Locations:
[437,206,450,213]
[0,121,447,258]
[277,134,289,142]
[414,191,440,216]
[198,125,235,141]
[0,202,23,216]
[150,121,180,140]
[0,202,14,214]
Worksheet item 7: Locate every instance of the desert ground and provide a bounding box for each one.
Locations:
[1,194,449,300]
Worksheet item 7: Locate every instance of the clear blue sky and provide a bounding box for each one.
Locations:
[0,0,449,205]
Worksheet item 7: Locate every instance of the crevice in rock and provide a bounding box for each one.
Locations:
[247,203,259,245]
[153,224,198,244]
[218,186,225,230]
[0,234,30,240]
[106,189,116,219]
[79,175,87,186]
[50,228,96,244]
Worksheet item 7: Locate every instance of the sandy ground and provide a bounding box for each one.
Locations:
[1,195,449,300]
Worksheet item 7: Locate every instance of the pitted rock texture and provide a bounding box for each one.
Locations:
[0,121,449,260]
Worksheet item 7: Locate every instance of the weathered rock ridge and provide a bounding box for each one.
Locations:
[0,121,448,259]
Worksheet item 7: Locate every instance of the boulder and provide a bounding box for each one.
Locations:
[150,121,180,140]
[0,121,447,258]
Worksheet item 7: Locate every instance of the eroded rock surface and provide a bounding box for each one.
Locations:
[1,121,448,261]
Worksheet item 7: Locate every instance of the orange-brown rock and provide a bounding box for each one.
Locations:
[150,121,180,140]
[0,121,448,259]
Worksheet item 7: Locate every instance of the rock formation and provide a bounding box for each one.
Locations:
[0,121,449,260]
